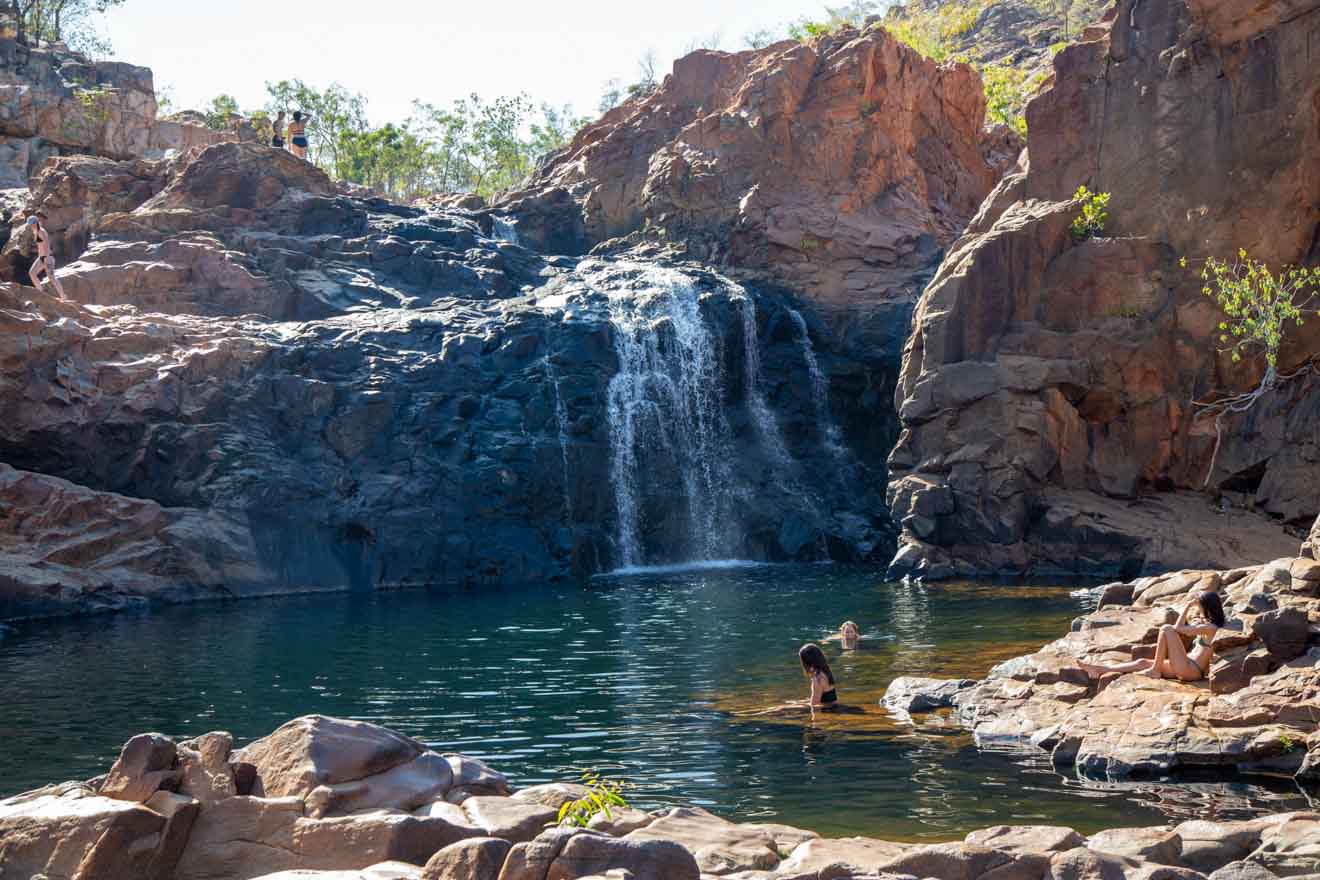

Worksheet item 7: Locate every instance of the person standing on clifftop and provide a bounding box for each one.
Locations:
[288,110,310,160]
[271,110,286,150]
[26,214,65,300]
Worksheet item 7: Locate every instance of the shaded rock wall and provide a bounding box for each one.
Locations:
[0,143,893,619]
[888,0,1320,579]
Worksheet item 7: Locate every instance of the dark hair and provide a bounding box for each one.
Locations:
[799,643,834,685]
[1197,591,1226,628]
[292,111,303,121]
[35,211,46,220]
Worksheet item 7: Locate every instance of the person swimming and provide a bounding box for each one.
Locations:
[799,643,838,707]
[833,620,860,650]
[1079,591,1225,682]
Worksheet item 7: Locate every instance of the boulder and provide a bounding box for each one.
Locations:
[876,842,1051,880]
[882,676,977,713]
[235,715,427,799]
[421,836,511,880]
[100,732,179,802]
[305,751,455,818]
[498,827,582,880]
[770,836,909,879]
[1086,827,1182,865]
[510,783,590,811]
[1252,608,1310,664]
[586,807,656,837]
[173,794,480,880]
[966,825,1085,854]
[0,784,192,880]
[177,731,238,807]
[623,806,779,874]
[545,831,700,880]
[460,795,557,844]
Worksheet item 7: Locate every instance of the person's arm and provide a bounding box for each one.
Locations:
[808,672,824,706]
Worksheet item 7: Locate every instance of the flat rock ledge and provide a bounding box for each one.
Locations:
[882,556,1320,789]
[3,714,1318,880]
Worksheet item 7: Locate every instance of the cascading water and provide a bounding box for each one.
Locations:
[542,355,573,522]
[737,294,795,474]
[788,307,849,467]
[492,215,520,245]
[605,266,741,569]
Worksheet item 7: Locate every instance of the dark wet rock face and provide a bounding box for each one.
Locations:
[0,142,894,618]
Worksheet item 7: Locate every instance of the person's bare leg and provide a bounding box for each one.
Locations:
[1148,624,1201,680]
[28,262,43,291]
[1080,657,1152,677]
[1143,627,1172,679]
[48,268,66,300]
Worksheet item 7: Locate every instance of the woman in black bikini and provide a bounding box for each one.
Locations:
[799,643,838,707]
[288,110,310,160]
[1080,591,1225,682]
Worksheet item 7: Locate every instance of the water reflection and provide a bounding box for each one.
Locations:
[0,566,1310,841]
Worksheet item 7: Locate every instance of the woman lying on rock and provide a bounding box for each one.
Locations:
[1080,591,1226,682]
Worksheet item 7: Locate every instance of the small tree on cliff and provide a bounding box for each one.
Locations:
[1186,250,1320,486]
[15,0,124,54]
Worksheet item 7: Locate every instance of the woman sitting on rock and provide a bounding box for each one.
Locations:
[1080,591,1226,682]
[799,643,839,707]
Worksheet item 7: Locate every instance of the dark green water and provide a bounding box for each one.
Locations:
[0,565,1309,840]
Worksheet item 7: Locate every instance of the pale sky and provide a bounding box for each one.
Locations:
[102,1,821,126]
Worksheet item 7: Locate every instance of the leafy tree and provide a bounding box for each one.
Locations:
[1185,250,1320,486]
[742,28,779,49]
[203,93,240,131]
[264,79,369,173]
[981,63,1030,136]
[528,103,589,159]
[15,0,124,55]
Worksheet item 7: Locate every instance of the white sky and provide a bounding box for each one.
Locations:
[102,1,820,125]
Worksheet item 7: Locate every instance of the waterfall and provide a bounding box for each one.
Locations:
[788,307,848,464]
[738,294,794,473]
[604,266,739,568]
[543,355,573,522]
[492,215,520,245]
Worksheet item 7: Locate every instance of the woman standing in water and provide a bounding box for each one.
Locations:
[1080,591,1225,682]
[799,643,838,707]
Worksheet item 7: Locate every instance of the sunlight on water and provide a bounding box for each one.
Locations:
[0,566,1309,841]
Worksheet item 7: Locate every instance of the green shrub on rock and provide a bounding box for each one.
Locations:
[1069,186,1109,240]
[556,770,632,828]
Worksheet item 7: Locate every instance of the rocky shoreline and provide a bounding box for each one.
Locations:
[3,713,1317,880]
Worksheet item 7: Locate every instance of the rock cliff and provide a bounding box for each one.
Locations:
[0,139,900,619]
[0,34,225,189]
[0,23,1030,618]
[888,0,1320,578]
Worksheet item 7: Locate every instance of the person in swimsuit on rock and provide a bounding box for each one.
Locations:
[799,643,839,708]
[27,213,65,299]
[270,110,286,150]
[1079,591,1225,682]
[288,110,310,159]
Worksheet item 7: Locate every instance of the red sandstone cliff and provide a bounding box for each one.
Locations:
[888,0,1320,578]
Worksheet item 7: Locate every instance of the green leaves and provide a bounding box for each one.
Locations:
[981,63,1032,137]
[1194,251,1320,368]
[555,770,633,829]
[1069,186,1110,240]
